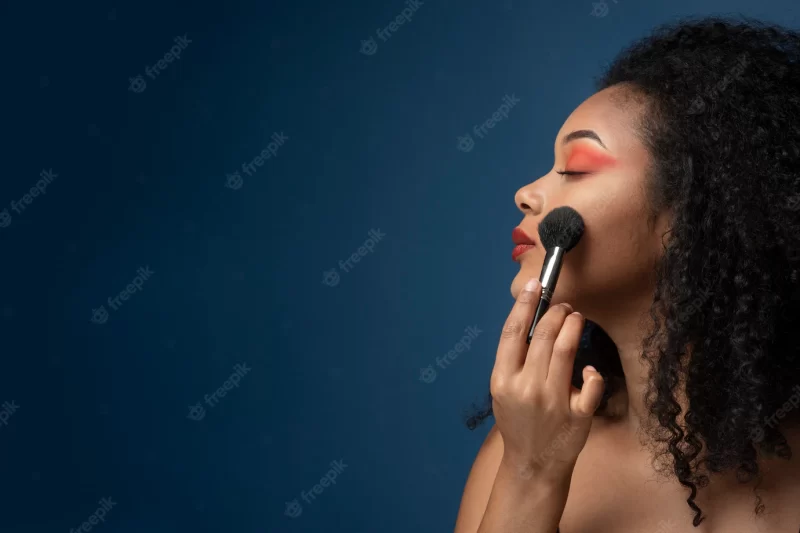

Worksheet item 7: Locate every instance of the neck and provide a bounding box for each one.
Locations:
[588,293,677,434]
[588,294,800,479]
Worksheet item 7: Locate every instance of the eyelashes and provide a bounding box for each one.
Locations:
[555,170,587,176]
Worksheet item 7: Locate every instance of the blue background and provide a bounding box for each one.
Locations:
[1,0,798,532]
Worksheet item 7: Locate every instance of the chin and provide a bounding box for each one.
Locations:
[510,268,535,299]
[510,277,520,299]
[511,250,545,298]
[510,262,582,308]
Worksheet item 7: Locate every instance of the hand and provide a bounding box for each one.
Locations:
[490,278,606,482]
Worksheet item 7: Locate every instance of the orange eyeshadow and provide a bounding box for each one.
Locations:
[565,145,618,170]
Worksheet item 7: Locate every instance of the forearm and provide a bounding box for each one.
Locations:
[476,458,572,533]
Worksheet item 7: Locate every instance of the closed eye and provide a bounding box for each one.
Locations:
[556,170,587,176]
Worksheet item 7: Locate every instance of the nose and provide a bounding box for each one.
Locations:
[514,181,544,216]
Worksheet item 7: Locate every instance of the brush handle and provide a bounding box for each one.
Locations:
[526,246,564,344]
[526,293,552,343]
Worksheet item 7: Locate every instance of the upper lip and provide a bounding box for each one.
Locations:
[512,227,537,246]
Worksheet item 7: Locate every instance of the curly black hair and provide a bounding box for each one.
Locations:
[465,14,800,527]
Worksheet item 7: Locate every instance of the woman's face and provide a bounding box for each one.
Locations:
[511,85,672,322]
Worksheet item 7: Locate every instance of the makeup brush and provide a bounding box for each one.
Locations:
[526,206,585,344]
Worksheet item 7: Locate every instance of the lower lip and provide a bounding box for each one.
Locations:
[512,244,536,261]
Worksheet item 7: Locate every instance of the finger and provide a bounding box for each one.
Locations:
[494,278,542,378]
[570,365,606,417]
[522,303,574,381]
[544,311,585,399]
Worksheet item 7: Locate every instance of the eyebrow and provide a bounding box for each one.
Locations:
[561,129,608,150]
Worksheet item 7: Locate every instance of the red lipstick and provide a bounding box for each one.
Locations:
[512,227,537,261]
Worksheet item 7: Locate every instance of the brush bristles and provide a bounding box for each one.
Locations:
[538,206,585,251]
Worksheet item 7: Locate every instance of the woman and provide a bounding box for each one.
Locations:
[455,15,800,533]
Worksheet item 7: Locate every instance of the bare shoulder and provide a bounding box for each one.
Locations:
[454,425,505,533]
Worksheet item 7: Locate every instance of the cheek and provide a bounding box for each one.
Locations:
[566,185,655,287]
[573,171,648,240]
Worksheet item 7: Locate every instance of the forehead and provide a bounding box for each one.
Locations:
[555,85,646,154]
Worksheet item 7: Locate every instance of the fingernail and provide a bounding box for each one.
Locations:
[561,302,573,312]
[585,365,596,373]
[524,278,540,291]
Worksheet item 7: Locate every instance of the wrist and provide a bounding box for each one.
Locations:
[499,453,575,488]
[478,453,574,533]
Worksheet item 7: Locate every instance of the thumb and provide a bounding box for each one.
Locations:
[570,366,606,418]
